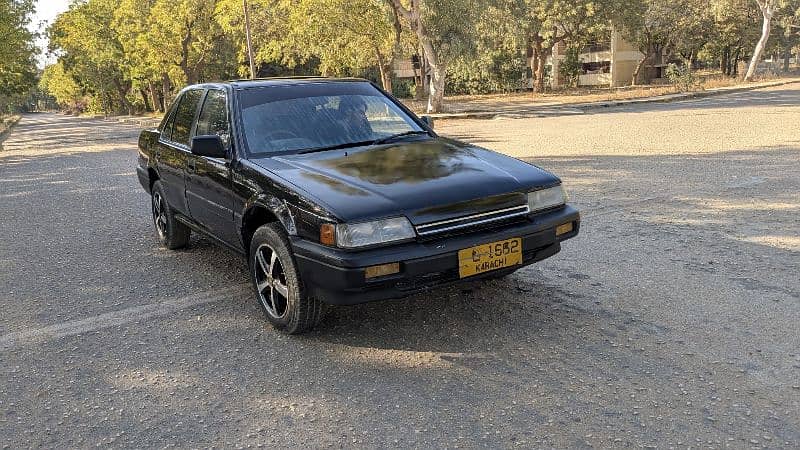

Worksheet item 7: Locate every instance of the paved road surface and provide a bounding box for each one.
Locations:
[1,86,798,447]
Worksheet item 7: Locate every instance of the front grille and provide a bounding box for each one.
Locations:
[415,205,530,238]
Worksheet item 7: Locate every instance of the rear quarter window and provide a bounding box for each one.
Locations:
[159,99,180,141]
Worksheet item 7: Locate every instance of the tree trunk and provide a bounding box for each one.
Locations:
[161,73,172,110]
[721,47,730,76]
[427,63,446,113]
[744,4,774,82]
[420,46,431,98]
[732,49,741,77]
[113,79,133,115]
[140,88,152,112]
[179,22,195,84]
[390,0,445,113]
[632,52,650,86]
[414,50,426,99]
[783,50,791,72]
[529,38,548,94]
[148,82,162,113]
[375,49,393,94]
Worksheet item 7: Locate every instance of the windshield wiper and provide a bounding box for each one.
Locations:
[298,140,375,154]
[297,131,430,155]
[372,130,430,145]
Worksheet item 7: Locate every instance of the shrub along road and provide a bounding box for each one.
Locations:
[1,85,798,447]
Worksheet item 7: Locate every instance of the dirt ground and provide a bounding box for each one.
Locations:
[1,84,798,447]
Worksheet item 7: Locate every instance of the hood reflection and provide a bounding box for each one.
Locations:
[316,141,470,185]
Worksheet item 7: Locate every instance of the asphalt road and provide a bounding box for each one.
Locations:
[1,85,799,448]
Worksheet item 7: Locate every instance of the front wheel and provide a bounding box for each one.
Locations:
[249,223,325,334]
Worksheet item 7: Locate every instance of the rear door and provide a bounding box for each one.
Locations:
[186,89,240,247]
[156,88,204,215]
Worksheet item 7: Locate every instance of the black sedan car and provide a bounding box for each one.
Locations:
[136,78,580,333]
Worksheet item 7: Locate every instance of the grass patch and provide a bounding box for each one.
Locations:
[0,114,22,150]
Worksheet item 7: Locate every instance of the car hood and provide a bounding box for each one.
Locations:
[250,138,560,224]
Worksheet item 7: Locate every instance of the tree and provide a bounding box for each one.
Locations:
[287,0,399,92]
[742,0,800,79]
[615,0,708,85]
[216,0,299,76]
[672,0,716,67]
[38,62,84,112]
[745,0,779,80]
[144,0,237,87]
[700,0,761,77]
[388,0,480,112]
[48,0,133,114]
[113,0,163,111]
[0,0,38,104]
[482,0,611,93]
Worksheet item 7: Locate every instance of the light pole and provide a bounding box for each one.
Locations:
[243,0,256,79]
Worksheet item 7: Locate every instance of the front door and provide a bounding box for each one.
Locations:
[186,89,239,248]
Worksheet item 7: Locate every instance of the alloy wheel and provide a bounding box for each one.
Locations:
[253,244,290,319]
[152,192,167,239]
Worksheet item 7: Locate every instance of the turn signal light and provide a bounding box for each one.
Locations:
[320,224,336,246]
[365,262,400,279]
[556,222,574,236]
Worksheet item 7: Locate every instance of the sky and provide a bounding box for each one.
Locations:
[29,0,73,67]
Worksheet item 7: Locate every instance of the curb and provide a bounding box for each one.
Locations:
[428,78,800,120]
[98,115,161,128]
[574,78,800,111]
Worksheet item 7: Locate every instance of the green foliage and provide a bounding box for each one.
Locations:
[0,0,38,109]
[285,0,397,76]
[558,47,582,88]
[48,0,132,113]
[446,50,527,95]
[39,62,85,112]
[27,0,800,115]
[665,63,700,91]
[216,0,300,75]
[391,78,416,98]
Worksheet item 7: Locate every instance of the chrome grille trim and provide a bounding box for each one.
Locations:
[415,205,530,236]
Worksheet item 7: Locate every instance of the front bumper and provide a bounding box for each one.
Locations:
[291,205,580,305]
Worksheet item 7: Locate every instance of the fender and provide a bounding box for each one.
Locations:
[241,192,297,236]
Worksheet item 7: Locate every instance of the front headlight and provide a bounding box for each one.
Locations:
[527,185,567,212]
[335,217,416,248]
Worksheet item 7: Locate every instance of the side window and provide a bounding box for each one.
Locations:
[159,97,181,141]
[171,89,203,146]
[195,90,230,147]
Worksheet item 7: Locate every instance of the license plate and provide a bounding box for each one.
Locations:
[458,238,522,278]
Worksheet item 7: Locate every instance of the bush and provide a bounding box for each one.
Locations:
[558,47,582,88]
[665,63,701,92]
[445,50,528,95]
[392,78,416,98]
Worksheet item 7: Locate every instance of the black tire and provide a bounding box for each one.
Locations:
[249,223,325,334]
[151,180,190,250]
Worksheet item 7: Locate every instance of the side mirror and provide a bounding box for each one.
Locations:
[420,115,434,130]
[191,135,227,158]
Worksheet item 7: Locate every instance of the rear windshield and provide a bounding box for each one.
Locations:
[236,82,423,156]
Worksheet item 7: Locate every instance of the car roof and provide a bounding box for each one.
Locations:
[188,77,371,91]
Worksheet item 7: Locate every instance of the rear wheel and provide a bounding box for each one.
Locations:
[151,181,190,249]
[249,223,325,334]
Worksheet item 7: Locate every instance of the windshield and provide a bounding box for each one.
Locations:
[237,82,425,155]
